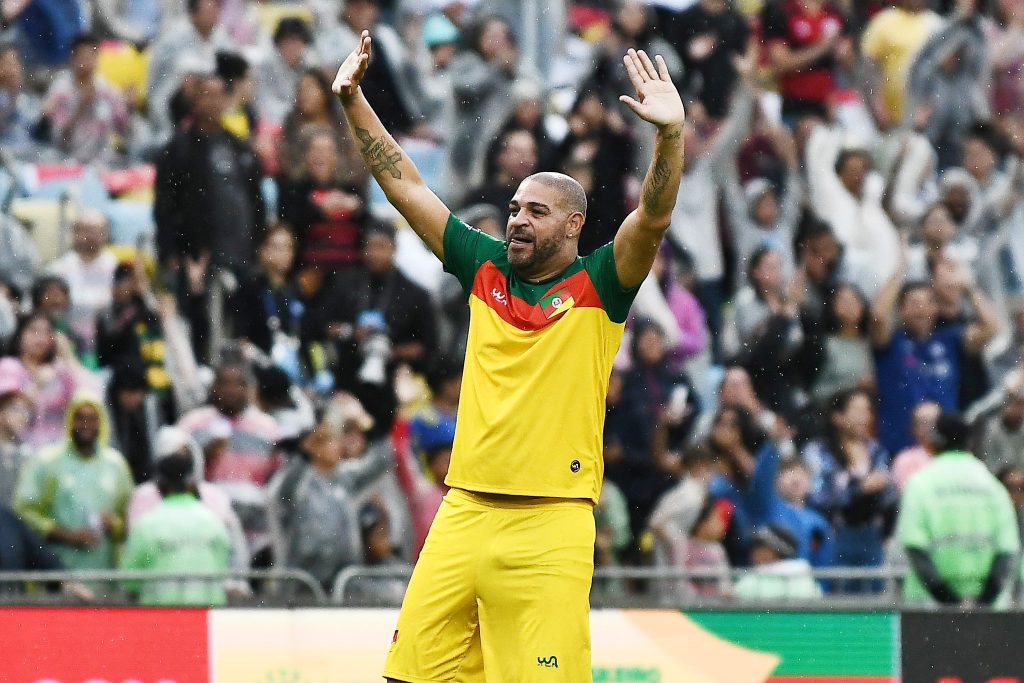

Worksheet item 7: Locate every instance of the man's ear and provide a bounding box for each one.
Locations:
[567,212,585,239]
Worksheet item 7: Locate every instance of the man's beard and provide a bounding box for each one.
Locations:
[506,234,562,275]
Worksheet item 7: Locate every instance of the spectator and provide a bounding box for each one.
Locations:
[905,204,976,281]
[975,375,1024,473]
[673,0,751,120]
[15,392,133,571]
[268,396,392,590]
[990,0,1024,117]
[394,413,452,560]
[649,445,718,572]
[419,12,459,141]
[871,250,999,453]
[997,464,1024,543]
[733,524,823,601]
[146,0,234,145]
[278,128,368,282]
[760,0,854,120]
[891,400,942,492]
[408,357,460,461]
[46,210,118,355]
[0,313,88,450]
[105,362,162,485]
[0,504,93,600]
[0,41,39,158]
[931,257,993,407]
[680,498,733,598]
[343,502,411,606]
[316,220,438,434]
[256,18,313,127]
[805,283,875,404]
[230,226,307,364]
[493,79,557,176]
[804,389,895,587]
[215,51,255,141]
[175,360,281,559]
[898,412,1020,607]
[593,477,633,583]
[128,426,249,579]
[556,90,634,256]
[275,69,365,188]
[464,128,538,218]
[314,0,428,136]
[772,457,836,568]
[859,0,943,128]
[0,375,32,506]
[31,276,90,366]
[120,448,231,605]
[722,123,803,292]
[795,217,880,317]
[41,33,128,165]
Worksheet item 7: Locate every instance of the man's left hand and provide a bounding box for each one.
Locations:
[619,49,685,130]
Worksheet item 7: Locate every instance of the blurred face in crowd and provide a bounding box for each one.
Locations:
[116,387,146,413]
[512,97,542,130]
[921,204,956,247]
[750,250,783,295]
[831,285,865,331]
[837,152,869,198]
[70,42,98,82]
[70,404,101,453]
[0,395,32,441]
[802,233,839,283]
[306,423,344,469]
[35,283,70,322]
[505,176,583,277]
[193,76,227,127]
[1000,0,1024,22]
[899,285,938,338]
[1001,467,1024,509]
[211,366,249,417]
[343,0,379,32]
[930,258,963,304]
[278,36,307,69]
[296,74,328,118]
[427,447,452,485]
[431,43,458,69]
[259,228,296,277]
[576,93,605,130]
[366,520,392,561]
[833,392,874,442]
[0,46,22,89]
[751,543,780,567]
[719,367,757,411]
[777,463,811,505]
[1003,395,1024,431]
[305,133,338,182]
[692,507,727,542]
[17,316,55,364]
[616,1,648,39]
[910,401,941,449]
[963,137,997,181]
[190,0,219,36]
[634,325,666,366]
[497,130,538,184]
[943,185,971,224]
[478,19,513,62]
[72,213,108,258]
[711,408,743,452]
[363,232,396,275]
[753,191,779,227]
[340,423,367,459]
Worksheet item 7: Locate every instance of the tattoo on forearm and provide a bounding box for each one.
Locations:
[355,127,402,179]
[661,127,683,141]
[642,157,672,214]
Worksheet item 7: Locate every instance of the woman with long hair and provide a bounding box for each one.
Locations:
[806,283,874,403]
[803,388,895,589]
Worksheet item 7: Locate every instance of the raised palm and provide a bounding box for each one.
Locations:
[332,30,372,101]
[620,49,685,129]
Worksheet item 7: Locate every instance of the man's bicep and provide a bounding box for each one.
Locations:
[612,210,666,290]
[394,185,451,259]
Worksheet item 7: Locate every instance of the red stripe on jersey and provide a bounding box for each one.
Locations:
[470,261,605,331]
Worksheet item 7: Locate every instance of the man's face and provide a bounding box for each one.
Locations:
[838,153,869,197]
[71,404,101,451]
[362,233,396,275]
[777,465,811,505]
[260,229,296,275]
[804,234,839,282]
[944,186,971,224]
[964,138,997,181]
[191,0,219,34]
[497,131,537,184]
[70,43,98,81]
[921,205,956,246]
[278,36,307,68]
[193,77,227,124]
[719,368,756,410]
[900,287,938,338]
[910,402,940,448]
[212,367,249,416]
[72,217,107,256]
[505,178,575,276]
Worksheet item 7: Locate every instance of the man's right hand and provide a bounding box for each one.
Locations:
[332,30,372,104]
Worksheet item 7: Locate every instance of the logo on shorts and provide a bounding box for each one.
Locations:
[570,460,581,473]
[537,656,559,668]
[392,629,399,644]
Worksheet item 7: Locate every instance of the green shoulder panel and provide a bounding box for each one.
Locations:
[581,242,641,324]
[442,214,506,294]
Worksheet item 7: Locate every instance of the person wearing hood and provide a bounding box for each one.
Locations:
[14,392,133,571]
[120,443,231,606]
[127,426,249,581]
[733,524,823,602]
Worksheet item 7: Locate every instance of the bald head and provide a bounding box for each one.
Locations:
[528,172,587,221]
[72,208,109,259]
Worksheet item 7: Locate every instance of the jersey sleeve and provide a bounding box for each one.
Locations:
[582,242,642,324]
[442,214,506,294]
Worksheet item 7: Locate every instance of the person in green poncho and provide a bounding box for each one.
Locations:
[120,444,231,606]
[898,412,1021,607]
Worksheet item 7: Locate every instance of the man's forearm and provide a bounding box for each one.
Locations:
[638,124,684,227]
[340,88,424,197]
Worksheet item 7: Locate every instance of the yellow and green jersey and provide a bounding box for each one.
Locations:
[442,214,640,503]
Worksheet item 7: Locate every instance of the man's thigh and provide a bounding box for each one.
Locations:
[477,501,596,682]
[383,491,486,683]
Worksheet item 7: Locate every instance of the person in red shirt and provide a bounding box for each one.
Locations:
[761,0,854,120]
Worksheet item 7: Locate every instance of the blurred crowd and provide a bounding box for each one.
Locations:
[1,0,1024,606]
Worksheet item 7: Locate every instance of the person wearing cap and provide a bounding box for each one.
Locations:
[0,372,33,507]
[120,446,231,606]
[733,524,823,602]
[419,12,459,141]
[341,502,411,606]
[14,392,133,572]
[898,412,1021,608]
[266,393,393,591]
[257,17,313,126]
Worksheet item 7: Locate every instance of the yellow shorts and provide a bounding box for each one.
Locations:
[383,487,596,683]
